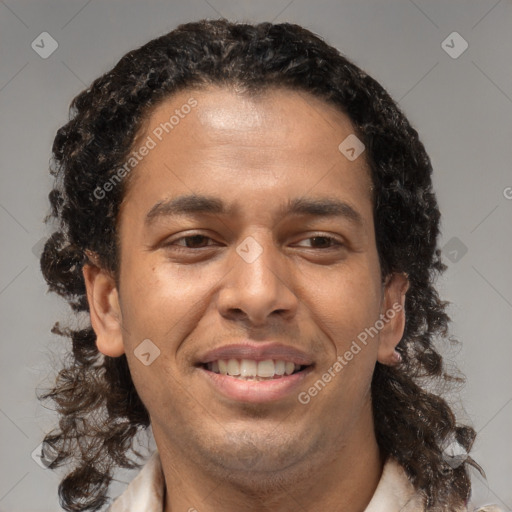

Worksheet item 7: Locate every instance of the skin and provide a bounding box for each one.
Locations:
[83,86,409,512]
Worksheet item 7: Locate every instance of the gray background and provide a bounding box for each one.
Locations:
[1,1,511,510]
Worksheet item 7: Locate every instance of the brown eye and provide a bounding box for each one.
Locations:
[296,236,343,249]
[309,236,334,248]
[174,235,213,248]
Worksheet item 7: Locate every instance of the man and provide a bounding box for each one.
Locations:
[39,19,498,512]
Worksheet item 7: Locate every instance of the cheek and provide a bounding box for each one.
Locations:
[304,261,382,346]
[117,261,215,414]
[320,264,383,401]
[118,257,221,345]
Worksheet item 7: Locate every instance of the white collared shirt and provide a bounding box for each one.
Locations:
[107,451,500,512]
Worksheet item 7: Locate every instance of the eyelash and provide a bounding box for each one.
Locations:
[165,233,344,251]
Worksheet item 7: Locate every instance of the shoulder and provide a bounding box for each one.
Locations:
[366,457,504,512]
[364,457,426,511]
[107,451,165,512]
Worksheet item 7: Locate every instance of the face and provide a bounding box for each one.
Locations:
[84,86,408,482]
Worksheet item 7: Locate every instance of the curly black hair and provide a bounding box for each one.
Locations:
[39,18,481,511]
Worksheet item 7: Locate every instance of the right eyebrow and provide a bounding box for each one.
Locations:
[145,195,226,226]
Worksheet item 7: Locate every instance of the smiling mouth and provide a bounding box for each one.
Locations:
[201,358,311,381]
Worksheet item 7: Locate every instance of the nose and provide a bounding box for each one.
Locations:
[217,236,299,327]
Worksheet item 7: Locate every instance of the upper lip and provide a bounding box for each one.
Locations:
[196,342,314,366]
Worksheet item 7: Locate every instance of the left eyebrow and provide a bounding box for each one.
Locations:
[284,197,364,227]
[144,194,364,227]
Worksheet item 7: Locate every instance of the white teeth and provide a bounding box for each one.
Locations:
[274,360,285,376]
[257,359,275,378]
[206,359,304,379]
[227,359,240,376]
[218,360,228,375]
[240,359,258,377]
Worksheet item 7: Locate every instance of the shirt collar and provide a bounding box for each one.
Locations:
[107,451,165,512]
[108,451,426,512]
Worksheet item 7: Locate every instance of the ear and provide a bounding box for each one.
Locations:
[377,272,409,367]
[82,254,125,357]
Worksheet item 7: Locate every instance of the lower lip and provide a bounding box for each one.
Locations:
[199,367,313,403]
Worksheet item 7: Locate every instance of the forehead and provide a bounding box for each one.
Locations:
[121,85,373,218]
[137,85,362,154]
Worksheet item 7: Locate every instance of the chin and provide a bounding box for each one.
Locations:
[202,428,320,476]
[207,446,319,496]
